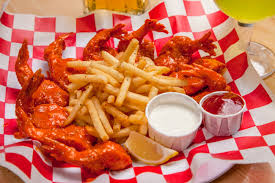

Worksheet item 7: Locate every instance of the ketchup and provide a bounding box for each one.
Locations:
[202,92,244,115]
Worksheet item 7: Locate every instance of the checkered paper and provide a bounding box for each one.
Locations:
[1,0,275,182]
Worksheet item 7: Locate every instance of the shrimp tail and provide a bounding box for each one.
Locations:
[15,40,33,87]
[196,31,216,56]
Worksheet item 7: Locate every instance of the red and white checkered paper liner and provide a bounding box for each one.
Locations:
[1,0,275,182]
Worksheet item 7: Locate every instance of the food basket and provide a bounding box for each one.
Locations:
[0,0,275,182]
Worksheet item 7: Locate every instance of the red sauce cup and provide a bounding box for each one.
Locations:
[199,91,246,136]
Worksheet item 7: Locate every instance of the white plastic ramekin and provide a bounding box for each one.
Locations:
[145,92,202,152]
[199,91,246,136]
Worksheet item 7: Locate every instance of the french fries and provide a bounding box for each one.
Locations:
[87,68,120,87]
[148,86,159,99]
[68,74,108,84]
[144,65,170,75]
[131,77,147,89]
[113,119,121,133]
[86,99,109,141]
[137,58,147,69]
[102,102,129,127]
[124,102,145,112]
[115,41,139,106]
[65,38,186,142]
[67,82,88,93]
[104,84,149,105]
[120,39,139,62]
[111,127,131,138]
[140,56,155,66]
[85,126,99,138]
[67,61,124,82]
[129,111,146,125]
[136,84,152,94]
[107,95,115,103]
[120,62,187,87]
[115,76,132,107]
[92,96,113,135]
[111,125,138,138]
[139,124,148,135]
[102,51,120,66]
[64,84,93,126]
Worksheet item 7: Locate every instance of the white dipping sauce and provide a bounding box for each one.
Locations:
[149,103,199,136]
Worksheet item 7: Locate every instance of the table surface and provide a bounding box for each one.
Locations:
[0,0,275,182]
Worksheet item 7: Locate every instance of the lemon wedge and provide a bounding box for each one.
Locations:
[124,131,178,165]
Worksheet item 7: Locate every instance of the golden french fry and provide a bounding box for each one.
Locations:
[67,106,92,124]
[156,85,186,94]
[67,61,94,67]
[69,92,76,100]
[87,68,120,87]
[96,91,109,103]
[76,114,92,124]
[123,102,145,112]
[158,67,171,74]
[75,90,83,99]
[64,84,93,126]
[155,75,180,80]
[154,84,168,92]
[113,119,121,133]
[139,123,148,135]
[131,77,147,89]
[69,98,78,106]
[120,39,139,62]
[67,60,107,66]
[144,65,170,75]
[107,95,115,104]
[68,61,124,82]
[137,58,147,69]
[129,125,139,131]
[170,87,186,94]
[101,51,120,66]
[85,126,99,138]
[79,106,88,116]
[155,75,188,88]
[144,65,157,72]
[115,76,131,107]
[112,125,139,138]
[111,127,130,138]
[92,96,113,135]
[67,82,88,93]
[136,84,152,94]
[102,102,129,127]
[75,119,86,126]
[90,62,124,82]
[128,111,146,125]
[65,106,73,112]
[139,115,148,135]
[140,56,155,66]
[115,52,124,60]
[148,86,158,99]
[104,84,149,105]
[128,44,139,64]
[68,74,108,84]
[66,106,93,124]
[86,99,109,141]
[117,105,134,113]
[120,62,187,87]
[115,44,139,106]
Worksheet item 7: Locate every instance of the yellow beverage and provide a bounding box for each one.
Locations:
[85,0,148,14]
[215,0,275,23]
